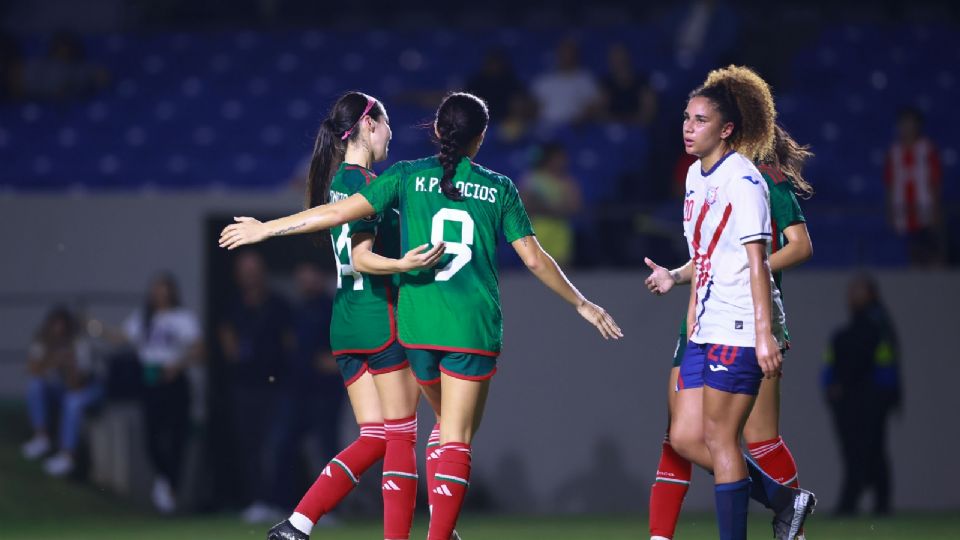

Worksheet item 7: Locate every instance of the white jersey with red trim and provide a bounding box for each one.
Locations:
[682,151,786,348]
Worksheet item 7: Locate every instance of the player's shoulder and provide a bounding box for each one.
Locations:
[336,165,375,191]
[470,160,515,188]
[726,154,766,189]
[395,155,439,174]
[756,163,791,186]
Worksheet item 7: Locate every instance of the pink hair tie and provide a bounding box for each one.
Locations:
[341,96,377,140]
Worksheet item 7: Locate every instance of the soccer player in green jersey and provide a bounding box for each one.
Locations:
[644,123,815,540]
[255,92,445,540]
[220,92,622,540]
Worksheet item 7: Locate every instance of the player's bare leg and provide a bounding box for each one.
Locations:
[669,387,712,469]
[743,376,780,443]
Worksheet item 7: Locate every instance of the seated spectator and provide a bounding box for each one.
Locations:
[884,107,946,267]
[21,306,102,477]
[120,273,202,514]
[531,38,601,126]
[599,43,657,126]
[520,143,583,266]
[466,48,526,122]
[20,30,109,101]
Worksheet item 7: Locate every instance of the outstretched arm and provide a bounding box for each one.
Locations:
[219,194,376,250]
[351,234,446,275]
[511,235,623,340]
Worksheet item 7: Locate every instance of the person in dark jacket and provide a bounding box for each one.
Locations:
[822,273,902,516]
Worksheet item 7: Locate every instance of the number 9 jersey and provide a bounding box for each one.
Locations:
[360,156,535,356]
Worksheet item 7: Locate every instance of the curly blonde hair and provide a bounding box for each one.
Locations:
[691,65,776,161]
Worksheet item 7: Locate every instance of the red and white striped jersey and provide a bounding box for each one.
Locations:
[683,151,786,348]
[885,138,941,234]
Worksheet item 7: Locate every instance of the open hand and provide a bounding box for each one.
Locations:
[400,242,446,271]
[644,257,675,296]
[577,300,624,340]
[219,217,268,250]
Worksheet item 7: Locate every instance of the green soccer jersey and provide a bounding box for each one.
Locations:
[359,156,535,355]
[677,165,806,340]
[328,163,402,354]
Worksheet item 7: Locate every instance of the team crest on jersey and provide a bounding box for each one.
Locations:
[362,214,378,222]
[706,187,718,205]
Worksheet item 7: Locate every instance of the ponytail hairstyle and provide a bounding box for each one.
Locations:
[767,123,815,199]
[689,65,776,161]
[305,91,385,209]
[434,92,489,201]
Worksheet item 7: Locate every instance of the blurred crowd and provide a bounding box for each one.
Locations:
[18,254,348,523]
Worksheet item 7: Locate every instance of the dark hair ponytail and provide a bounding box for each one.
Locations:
[305,91,385,209]
[434,92,489,201]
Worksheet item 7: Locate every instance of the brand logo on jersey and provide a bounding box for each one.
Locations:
[709,364,729,372]
[685,189,695,197]
[735,321,743,329]
[706,187,718,204]
[742,175,760,185]
[362,214,378,223]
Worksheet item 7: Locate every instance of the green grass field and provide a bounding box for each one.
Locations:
[2,402,957,540]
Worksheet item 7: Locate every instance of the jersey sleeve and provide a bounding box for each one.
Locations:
[500,178,535,242]
[768,179,806,228]
[729,173,771,245]
[359,162,403,214]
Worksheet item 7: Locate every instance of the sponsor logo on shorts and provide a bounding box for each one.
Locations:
[735,320,743,329]
[709,365,729,372]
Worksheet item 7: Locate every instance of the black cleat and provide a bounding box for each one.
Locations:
[772,488,816,540]
[267,520,309,540]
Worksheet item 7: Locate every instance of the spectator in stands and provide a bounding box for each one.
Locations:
[267,262,343,512]
[520,142,582,266]
[599,43,658,126]
[20,30,109,101]
[822,273,902,516]
[21,306,102,477]
[531,38,601,126]
[120,273,202,514]
[0,32,23,102]
[466,48,526,122]
[218,251,294,523]
[884,107,946,267]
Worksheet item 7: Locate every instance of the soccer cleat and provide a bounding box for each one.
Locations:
[267,520,309,540]
[772,488,816,540]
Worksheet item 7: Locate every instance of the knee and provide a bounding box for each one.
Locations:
[701,418,727,452]
[669,425,701,459]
